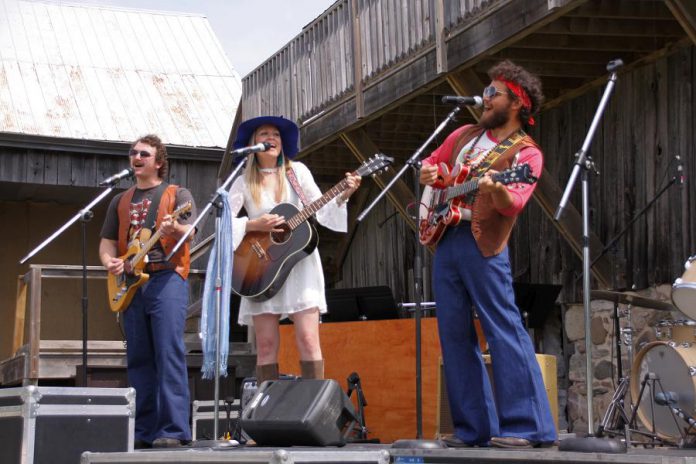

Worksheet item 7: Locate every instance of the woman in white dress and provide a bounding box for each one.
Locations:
[228,116,361,384]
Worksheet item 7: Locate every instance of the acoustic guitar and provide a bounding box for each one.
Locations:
[232,154,393,301]
[107,202,192,312]
[419,163,537,246]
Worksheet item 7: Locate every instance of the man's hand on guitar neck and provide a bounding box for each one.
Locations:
[478,170,514,211]
[159,214,194,241]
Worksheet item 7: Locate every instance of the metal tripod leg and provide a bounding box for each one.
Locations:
[598,376,630,438]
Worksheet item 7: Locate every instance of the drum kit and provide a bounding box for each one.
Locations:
[595,255,696,447]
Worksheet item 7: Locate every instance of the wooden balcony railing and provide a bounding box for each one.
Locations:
[242,0,502,123]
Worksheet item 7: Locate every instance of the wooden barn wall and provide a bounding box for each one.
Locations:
[338,46,695,304]
[0,149,220,360]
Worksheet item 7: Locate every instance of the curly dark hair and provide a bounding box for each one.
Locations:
[132,134,168,179]
[487,60,544,127]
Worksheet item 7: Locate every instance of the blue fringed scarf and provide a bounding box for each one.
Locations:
[201,189,233,379]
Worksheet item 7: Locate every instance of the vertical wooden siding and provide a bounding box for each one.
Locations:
[339,46,696,303]
[241,0,500,122]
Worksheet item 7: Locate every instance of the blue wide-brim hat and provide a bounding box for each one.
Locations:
[233,116,300,159]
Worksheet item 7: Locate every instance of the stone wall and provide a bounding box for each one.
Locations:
[563,284,679,432]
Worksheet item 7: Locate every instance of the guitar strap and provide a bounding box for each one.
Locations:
[286,168,311,207]
[142,182,169,231]
[467,130,527,179]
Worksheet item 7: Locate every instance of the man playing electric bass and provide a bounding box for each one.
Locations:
[99,134,197,449]
[419,60,556,449]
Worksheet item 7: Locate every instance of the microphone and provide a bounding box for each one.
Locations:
[441,95,483,108]
[98,168,134,186]
[231,142,271,157]
[655,391,679,406]
[676,155,685,185]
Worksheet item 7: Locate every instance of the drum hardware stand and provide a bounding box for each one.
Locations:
[627,372,673,447]
[556,59,626,453]
[597,302,635,441]
[654,390,696,448]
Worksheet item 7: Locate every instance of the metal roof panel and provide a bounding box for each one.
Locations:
[0,0,241,148]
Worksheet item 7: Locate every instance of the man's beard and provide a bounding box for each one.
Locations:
[480,104,510,130]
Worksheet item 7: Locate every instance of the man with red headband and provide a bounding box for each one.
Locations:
[420,60,556,448]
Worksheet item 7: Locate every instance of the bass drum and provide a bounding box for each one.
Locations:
[673,255,696,319]
[630,341,696,441]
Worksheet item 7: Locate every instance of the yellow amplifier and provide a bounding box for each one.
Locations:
[436,354,558,437]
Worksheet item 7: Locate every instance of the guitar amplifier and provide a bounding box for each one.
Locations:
[436,354,558,436]
[0,386,134,464]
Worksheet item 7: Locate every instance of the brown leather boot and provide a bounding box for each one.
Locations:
[256,363,279,385]
[300,359,324,379]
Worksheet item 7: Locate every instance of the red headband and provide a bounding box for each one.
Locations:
[498,77,535,126]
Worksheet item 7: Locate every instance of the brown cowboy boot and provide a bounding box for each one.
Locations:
[300,359,324,379]
[255,363,279,385]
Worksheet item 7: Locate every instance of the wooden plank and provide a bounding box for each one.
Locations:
[533,169,613,289]
[278,318,442,442]
[445,68,484,121]
[445,0,588,71]
[13,276,28,354]
[28,267,42,382]
[666,0,696,45]
[327,184,371,280]
[340,129,417,232]
[434,0,447,74]
[351,0,365,119]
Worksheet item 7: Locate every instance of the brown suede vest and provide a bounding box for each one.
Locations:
[117,184,191,279]
[449,125,540,257]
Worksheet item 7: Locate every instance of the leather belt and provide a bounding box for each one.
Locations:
[145,262,176,273]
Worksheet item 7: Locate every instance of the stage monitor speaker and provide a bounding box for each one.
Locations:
[436,354,558,436]
[241,379,358,446]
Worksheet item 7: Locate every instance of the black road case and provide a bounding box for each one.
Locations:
[0,386,135,464]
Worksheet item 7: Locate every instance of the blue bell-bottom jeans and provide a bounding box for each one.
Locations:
[433,222,557,445]
[123,270,191,443]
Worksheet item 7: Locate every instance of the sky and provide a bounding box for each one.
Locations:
[70,0,336,77]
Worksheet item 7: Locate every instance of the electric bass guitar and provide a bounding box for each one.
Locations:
[107,202,192,312]
[232,154,393,301]
[419,163,537,246]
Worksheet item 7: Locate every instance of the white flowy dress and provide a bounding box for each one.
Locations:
[228,161,347,326]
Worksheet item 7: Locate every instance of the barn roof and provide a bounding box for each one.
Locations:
[0,0,241,148]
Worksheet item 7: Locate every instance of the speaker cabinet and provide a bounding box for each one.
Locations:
[436,354,558,436]
[241,379,358,446]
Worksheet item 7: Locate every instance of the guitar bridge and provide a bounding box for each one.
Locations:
[251,241,268,260]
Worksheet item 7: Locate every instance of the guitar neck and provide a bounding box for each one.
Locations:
[131,229,164,265]
[445,178,480,202]
[287,179,350,229]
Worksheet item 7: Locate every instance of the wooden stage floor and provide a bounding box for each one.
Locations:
[80,441,696,464]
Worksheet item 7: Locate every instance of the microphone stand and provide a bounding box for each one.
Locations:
[19,180,128,387]
[169,155,248,446]
[591,164,682,270]
[358,102,466,440]
[555,59,626,453]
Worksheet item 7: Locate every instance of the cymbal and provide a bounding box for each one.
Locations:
[590,290,676,312]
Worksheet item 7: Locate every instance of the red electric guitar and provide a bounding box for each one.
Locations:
[418,163,537,246]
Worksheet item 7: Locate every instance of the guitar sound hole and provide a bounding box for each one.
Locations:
[271,224,292,245]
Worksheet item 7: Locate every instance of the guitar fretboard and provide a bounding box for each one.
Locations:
[286,179,349,229]
[445,178,481,202]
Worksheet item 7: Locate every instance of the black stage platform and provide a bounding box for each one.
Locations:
[80,442,696,464]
